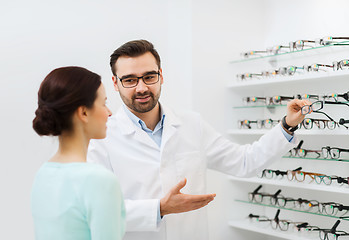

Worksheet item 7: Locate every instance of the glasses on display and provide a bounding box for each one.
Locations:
[322,147,349,160]
[257,167,301,179]
[315,36,349,46]
[241,50,268,58]
[117,71,160,88]
[236,57,349,81]
[267,45,290,55]
[319,202,349,217]
[314,175,349,186]
[286,168,324,183]
[289,40,316,51]
[326,91,349,102]
[242,95,295,105]
[294,198,320,212]
[289,147,321,158]
[286,65,309,75]
[242,96,267,104]
[240,36,349,59]
[236,73,264,81]
[307,63,335,72]
[333,59,349,71]
[238,119,281,129]
[300,118,342,130]
[248,186,283,205]
[319,220,349,240]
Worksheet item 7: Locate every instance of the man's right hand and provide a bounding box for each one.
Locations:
[160,178,216,216]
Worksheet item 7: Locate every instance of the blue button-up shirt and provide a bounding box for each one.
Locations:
[123,105,165,147]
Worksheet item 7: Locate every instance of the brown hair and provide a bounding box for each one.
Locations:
[110,39,161,76]
[32,66,101,136]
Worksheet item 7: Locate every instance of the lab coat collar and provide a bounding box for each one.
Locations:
[114,103,181,136]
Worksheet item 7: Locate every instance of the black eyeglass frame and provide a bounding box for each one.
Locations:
[116,71,160,88]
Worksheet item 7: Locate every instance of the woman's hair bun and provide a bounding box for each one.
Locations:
[32,66,101,137]
[32,103,62,136]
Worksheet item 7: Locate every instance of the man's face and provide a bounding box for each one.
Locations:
[112,52,163,114]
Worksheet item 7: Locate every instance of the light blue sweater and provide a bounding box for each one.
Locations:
[31,162,125,240]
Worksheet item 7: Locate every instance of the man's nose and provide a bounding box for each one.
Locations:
[136,78,149,93]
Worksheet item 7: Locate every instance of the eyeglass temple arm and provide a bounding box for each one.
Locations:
[313,110,335,121]
[253,185,263,194]
[296,140,304,149]
[273,189,282,197]
[324,101,349,107]
[273,209,280,221]
[330,220,341,233]
[293,167,302,171]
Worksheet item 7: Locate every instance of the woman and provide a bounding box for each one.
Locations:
[31,66,125,240]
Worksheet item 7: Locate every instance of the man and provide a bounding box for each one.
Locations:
[87,40,310,240]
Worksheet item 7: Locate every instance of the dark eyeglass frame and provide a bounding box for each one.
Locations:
[300,118,341,130]
[301,101,349,123]
[322,146,349,160]
[116,71,160,88]
[319,220,349,240]
[316,36,349,46]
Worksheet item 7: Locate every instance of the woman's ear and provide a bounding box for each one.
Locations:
[76,106,89,123]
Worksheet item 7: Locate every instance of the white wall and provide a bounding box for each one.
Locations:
[0,1,192,239]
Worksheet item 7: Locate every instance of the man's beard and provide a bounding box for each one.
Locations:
[121,89,161,113]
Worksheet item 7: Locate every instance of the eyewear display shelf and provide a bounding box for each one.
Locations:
[228,220,317,240]
[230,40,349,64]
[228,70,349,89]
[227,43,349,240]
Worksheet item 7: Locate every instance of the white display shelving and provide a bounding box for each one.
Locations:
[228,221,318,240]
[227,40,349,240]
[228,70,349,89]
[227,129,349,136]
[229,176,349,194]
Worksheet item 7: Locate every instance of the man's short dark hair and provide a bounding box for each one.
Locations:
[110,39,161,76]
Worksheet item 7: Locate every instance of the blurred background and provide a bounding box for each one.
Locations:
[1,0,349,239]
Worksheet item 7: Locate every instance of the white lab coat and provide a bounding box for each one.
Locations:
[87,105,296,240]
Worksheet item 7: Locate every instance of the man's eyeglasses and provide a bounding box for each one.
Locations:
[116,71,160,88]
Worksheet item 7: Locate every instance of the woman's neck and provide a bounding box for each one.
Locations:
[50,130,90,163]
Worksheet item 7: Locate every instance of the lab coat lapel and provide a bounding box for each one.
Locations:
[115,107,159,150]
[161,106,181,150]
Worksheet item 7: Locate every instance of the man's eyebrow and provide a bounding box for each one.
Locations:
[119,70,158,79]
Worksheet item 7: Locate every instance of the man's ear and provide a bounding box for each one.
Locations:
[76,106,89,123]
[159,68,164,85]
[112,76,119,92]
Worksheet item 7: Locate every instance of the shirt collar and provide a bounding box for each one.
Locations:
[122,103,165,132]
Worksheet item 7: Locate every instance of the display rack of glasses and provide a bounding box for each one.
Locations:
[228,220,316,240]
[228,176,349,194]
[227,37,349,240]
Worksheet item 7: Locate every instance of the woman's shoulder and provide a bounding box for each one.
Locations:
[79,163,118,182]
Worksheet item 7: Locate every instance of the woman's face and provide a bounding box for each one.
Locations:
[87,84,112,139]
